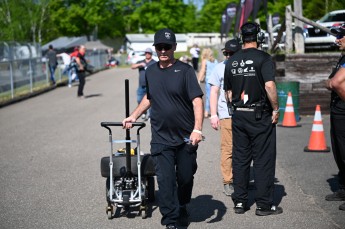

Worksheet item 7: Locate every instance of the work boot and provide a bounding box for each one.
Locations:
[177,206,190,227]
[234,202,249,214]
[339,202,345,211]
[256,205,283,216]
[325,189,345,201]
[223,183,234,196]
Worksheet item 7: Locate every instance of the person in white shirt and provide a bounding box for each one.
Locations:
[189,44,200,71]
[57,52,72,87]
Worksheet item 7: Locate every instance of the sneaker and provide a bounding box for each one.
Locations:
[234,202,248,214]
[325,189,345,201]
[256,205,283,216]
[166,224,177,229]
[177,206,190,227]
[223,183,234,196]
[339,202,345,211]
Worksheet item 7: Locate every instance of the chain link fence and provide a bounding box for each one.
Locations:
[0,42,108,103]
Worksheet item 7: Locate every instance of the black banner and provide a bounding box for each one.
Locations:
[221,9,228,37]
[272,12,280,26]
[221,3,238,38]
[252,0,262,20]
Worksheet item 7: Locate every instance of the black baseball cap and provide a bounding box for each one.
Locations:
[153,28,176,46]
[222,39,241,52]
[241,22,260,42]
[330,23,345,38]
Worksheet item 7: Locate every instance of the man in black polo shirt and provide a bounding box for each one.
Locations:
[224,22,281,216]
[123,28,204,229]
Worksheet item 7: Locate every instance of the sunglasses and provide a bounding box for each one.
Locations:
[336,34,344,39]
[223,51,234,56]
[155,44,173,51]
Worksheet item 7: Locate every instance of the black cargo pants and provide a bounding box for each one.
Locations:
[151,143,198,226]
[231,110,277,209]
[330,113,345,189]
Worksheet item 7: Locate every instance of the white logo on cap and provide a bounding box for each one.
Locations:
[165,32,171,40]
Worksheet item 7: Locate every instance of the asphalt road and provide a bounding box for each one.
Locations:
[0,67,344,229]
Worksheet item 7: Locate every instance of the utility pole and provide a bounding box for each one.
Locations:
[294,0,305,54]
[285,5,293,53]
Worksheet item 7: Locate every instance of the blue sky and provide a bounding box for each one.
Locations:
[183,0,204,10]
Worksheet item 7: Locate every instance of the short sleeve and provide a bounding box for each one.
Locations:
[223,61,232,91]
[186,67,203,100]
[208,63,222,87]
[260,56,275,82]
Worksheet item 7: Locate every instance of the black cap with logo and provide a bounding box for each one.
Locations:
[222,39,241,53]
[153,28,176,46]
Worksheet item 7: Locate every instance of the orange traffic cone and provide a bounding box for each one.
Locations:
[278,91,301,127]
[304,105,330,152]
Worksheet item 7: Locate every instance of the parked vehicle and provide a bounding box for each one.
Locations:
[304,10,345,50]
[262,23,295,51]
[126,50,159,64]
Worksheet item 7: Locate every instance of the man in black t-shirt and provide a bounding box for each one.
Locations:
[325,24,345,211]
[123,28,204,229]
[224,22,281,216]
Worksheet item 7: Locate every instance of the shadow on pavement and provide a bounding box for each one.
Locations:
[189,195,227,224]
[85,93,103,98]
[327,174,340,193]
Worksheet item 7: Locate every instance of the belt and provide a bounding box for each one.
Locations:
[236,107,255,112]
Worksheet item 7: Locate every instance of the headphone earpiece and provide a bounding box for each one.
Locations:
[257,32,265,44]
[241,22,263,43]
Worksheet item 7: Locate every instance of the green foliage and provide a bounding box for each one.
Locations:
[0,0,50,42]
[304,0,345,21]
[196,0,235,33]
[49,0,116,40]
[128,0,197,33]
[1,0,345,44]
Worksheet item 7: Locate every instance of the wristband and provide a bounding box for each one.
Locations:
[210,115,218,119]
[193,129,202,135]
[273,108,280,113]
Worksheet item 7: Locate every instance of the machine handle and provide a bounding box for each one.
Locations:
[101,122,146,128]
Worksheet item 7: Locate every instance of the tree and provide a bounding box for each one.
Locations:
[303,0,345,21]
[0,0,30,42]
[196,0,234,33]
[49,0,120,40]
[128,0,197,33]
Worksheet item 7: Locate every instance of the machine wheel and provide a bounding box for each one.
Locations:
[106,206,113,220]
[140,205,147,219]
[147,176,155,202]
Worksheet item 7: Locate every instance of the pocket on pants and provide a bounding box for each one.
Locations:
[150,143,167,156]
[185,143,198,153]
[184,143,198,174]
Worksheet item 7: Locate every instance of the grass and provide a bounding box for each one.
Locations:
[0,79,67,105]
